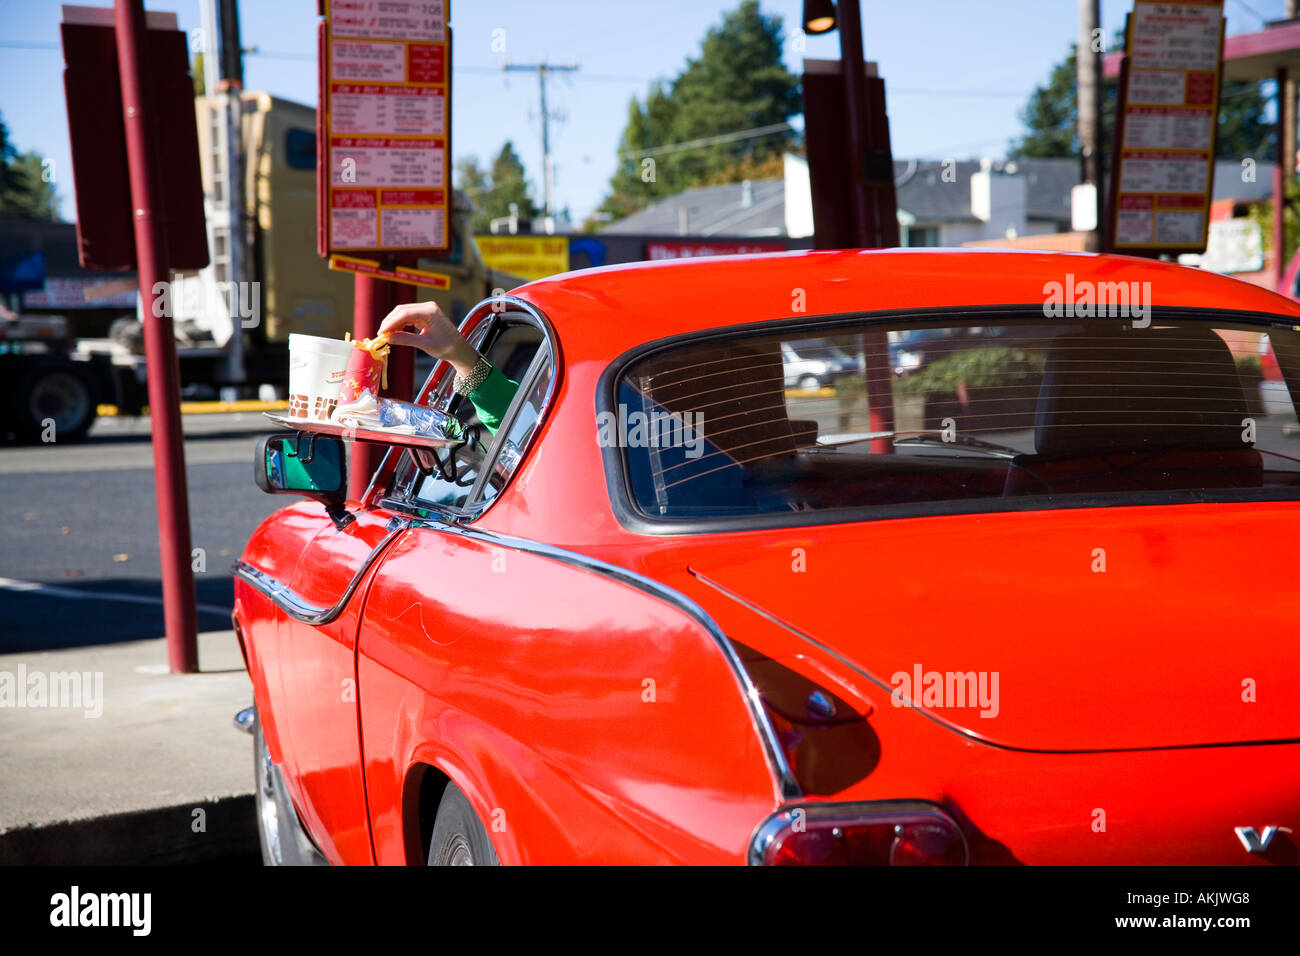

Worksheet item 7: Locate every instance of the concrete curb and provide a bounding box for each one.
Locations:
[0,794,257,866]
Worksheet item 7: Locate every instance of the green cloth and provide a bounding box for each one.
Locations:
[468,365,519,435]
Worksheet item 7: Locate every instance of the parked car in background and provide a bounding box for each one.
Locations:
[781,338,859,390]
[235,249,1300,865]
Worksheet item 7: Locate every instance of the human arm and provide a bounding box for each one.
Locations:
[378,301,518,434]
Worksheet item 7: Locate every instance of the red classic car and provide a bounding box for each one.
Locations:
[234,249,1300,866]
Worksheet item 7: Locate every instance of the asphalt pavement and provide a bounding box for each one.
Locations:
[0,411,283,652]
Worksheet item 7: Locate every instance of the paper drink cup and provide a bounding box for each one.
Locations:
[287,334,353,421]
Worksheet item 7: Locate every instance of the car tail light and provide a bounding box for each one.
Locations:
[750,801,968,866]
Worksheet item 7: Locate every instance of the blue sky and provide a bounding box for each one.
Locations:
[0,0,1289,222]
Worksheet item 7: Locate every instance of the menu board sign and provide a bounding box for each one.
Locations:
[320,0,450,256]
[1110,0,1224,253]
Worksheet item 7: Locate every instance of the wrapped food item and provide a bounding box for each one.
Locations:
[334,396,464,441]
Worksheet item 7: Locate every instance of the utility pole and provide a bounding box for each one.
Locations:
[1077,0,1104,252]
[201,0,248,395]
[503,60,578,229]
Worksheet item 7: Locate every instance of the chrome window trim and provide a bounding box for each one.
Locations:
[595,303,1300,536]
[233,518,409,625]
[406,517,801,803]
[385,293,561,524]
[363,310,501,506]
[463,342,555,512]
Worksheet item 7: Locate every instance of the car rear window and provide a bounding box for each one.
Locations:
[610,314,1300,523]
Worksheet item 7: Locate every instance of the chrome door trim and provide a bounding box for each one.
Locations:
[233,518,409,625]
[411,518,802,802]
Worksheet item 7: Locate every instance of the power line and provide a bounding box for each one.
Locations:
[620,122,796,160]
[1228,0,1268,24]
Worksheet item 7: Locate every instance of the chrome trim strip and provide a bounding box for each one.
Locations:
[412,519,802,802]
[233,706,255,735]
[233,520,409,626]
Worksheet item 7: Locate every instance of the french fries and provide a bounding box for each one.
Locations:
[344,331,391,389]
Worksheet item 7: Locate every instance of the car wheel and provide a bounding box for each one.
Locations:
[252,711,327,866]
[797,374,821,391]
[15,361,96,442]
[428,783,500,866]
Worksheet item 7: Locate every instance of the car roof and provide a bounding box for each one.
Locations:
[512,248,1300,361]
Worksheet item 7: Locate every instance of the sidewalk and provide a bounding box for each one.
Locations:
[0,631,257,864]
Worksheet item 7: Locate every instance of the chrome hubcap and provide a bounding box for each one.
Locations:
[257,744,283,864]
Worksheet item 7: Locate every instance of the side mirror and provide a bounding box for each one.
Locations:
[255,434,350,524]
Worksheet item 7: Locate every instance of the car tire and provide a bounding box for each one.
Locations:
[252,711,328,866]
[427,783,500,866]
[14,360,97,443]
[797,374,821,391]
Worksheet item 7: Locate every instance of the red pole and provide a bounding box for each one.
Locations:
[838,0,873,248]
[386,282,417,401]
[1276,67,1289,292]
[838,1,894,453]
[114,0,198,673]
[348,273,398,502]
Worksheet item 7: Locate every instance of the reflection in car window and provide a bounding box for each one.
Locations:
[616,316,1300,521]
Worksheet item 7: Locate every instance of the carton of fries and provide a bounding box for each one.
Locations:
[333,332,391,418]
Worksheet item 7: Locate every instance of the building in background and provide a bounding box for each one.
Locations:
[598,155,1085,247]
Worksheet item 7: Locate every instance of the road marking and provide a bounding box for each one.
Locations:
[97,399,289,417]
[0,577,230,617]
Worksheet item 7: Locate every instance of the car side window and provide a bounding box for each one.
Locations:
[476,348,554,507]
[391,316,547,515]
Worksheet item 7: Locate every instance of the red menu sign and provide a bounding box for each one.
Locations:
[1110,0,1225,252]
[320,0,450,256]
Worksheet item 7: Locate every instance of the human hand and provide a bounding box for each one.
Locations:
[378,301,479,377]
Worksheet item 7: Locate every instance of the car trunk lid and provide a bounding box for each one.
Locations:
[686,503,1300,752]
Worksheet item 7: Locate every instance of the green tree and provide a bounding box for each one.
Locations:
[0,114,58,220]
[599,0,800,221]
[1010,38,1272,163]
[453,143,540,232]
[454,156,493,232]
[486,141,538,223]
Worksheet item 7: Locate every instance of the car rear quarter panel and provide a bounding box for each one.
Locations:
[664,559,1300,865]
